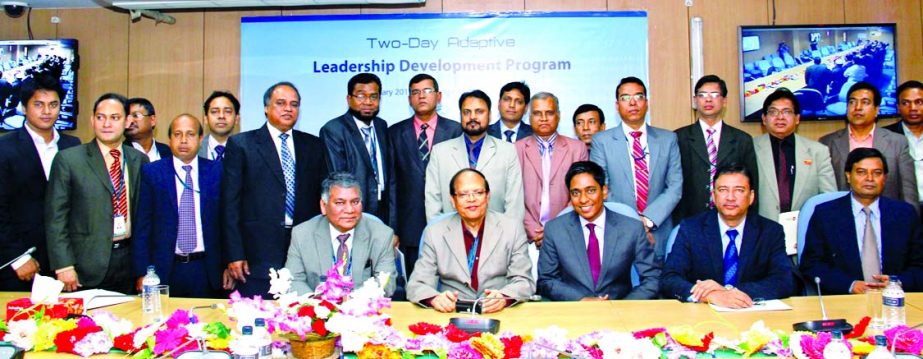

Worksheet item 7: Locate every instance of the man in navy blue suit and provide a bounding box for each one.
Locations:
[662,164,793,308]
[134,114,230,298]
[0,74,80,290]
[801,147,923,294]
[487,81,533,143]
[222,82,329,297]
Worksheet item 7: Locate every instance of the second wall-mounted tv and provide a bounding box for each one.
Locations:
[0,39,79,131]
[738,24,897,122]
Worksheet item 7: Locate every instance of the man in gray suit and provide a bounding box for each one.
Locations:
[425,90,524,222]
[46,93,148,293]
[408,168,533,313]
[820,81,917,209]
[198,91,239,161]
[755,89,836,221]
[284,173,396,296]
[538,161,659,301]
[589,77,683,259]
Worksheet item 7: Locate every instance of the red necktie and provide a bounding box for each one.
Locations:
[109,149,127,217]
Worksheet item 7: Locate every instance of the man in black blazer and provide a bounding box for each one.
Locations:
[222,82,329,297]
[674,75,758,222]
[320,73,395,227]
[388,73,461,276]
[0,75,80,290]
[487,81,533,143]
[125,97,171,162]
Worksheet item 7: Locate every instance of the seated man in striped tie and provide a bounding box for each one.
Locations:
[661,164,794,308]
[284,172,396,296]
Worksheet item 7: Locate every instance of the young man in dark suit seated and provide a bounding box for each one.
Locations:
[662,164,794,308]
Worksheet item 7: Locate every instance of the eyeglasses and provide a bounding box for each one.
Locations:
[695,92,722,99]
[128,112,151,120]
[766,109,795,117]
[454,190,487,200]
[411,88,436,96]
[618,93,646,102]
[351,94,380,103]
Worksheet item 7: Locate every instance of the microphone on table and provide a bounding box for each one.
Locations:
[0,247,35,271]
[450,294,542,334]
[792,277,853,333]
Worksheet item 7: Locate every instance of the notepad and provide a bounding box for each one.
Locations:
[709,299,792,312]
[61,289,135,310]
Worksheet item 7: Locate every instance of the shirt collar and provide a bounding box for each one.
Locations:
[414,113,438,126]
[698,119,723,133]
[578,209,607,231]
[465,134,486,148]
[848,124,876,141]
[717,213,746,238]
[328,222,356,239]
[208,135,226,149]
[901,122,923,141]
[172,156,198,173]
[501,121,521,132]
[96,138,124,154]
[24,124,59,146]
[850,193,881,218]
[535,133,558,147]
[353,116,374,130]
[266,122,293,139]
[621,122,647,139]
[770,133,796,146]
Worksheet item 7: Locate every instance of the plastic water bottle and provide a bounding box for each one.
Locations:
[866,335,896,359]
[141,266,160,314]
[253,318,272,359]
[822,331,852,359]
[882,276,906,327]
[232,326,259,359]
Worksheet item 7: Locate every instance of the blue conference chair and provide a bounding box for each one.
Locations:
[418,211,457,258]
[557,202,642,287]
[664,225,681,261]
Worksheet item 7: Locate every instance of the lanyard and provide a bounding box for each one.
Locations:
[467,235,480,273]
[109,158,126,205]
[332,250,353,276]
[173,168,201,193]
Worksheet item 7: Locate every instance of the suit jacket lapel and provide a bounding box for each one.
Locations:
[647,128,663,176]
[86,141,114,193]
[15,128,46,184]
[341,114,374,170]
[122,143,144,202]
[792,135,811,206]
[832,196,861,271]
[403,120,425,173]
[566,212,595,290]
[450,137,469,169]
[688,126,710,165]
[611,126,634,186]
[549,136,568,181]
[755,136,780,204]
[314,219,336,271]
[351,219,372,277]
[737,216,760,281]
[443,217,470,277]
[164,161,179,212]
[521,139,542,192]
[477,214,502,274]
[476,137,497,170]
[716,125,737,163]
[705,214,725,281]
[256,125,286,186]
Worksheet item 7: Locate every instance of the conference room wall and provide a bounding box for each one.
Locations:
[0,0,918,143]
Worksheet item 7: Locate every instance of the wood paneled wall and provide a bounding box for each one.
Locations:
[0,0,920,142]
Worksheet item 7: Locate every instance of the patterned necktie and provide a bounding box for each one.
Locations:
[706,128,718,207]
[777,143,792,212]
[861,207,881,282]
[418,123,430,163]
[630,131,649,212]
[723,229,739,286]
[504,130,514,143]
[214,145,225,161]
[586,223,601,285]
[108,149,127,217]
[468,142,478,169]
[336,233,350,266]
[177,165,196,253]
[538,135,555,224]
[360,127,380,194]
[279,133,295,219]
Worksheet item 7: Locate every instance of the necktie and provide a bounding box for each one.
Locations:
[630,131,649,212]
[360,126,381,198]
[214,145,225,161]
[723,229,739,286]
[777,143,792,212]
[861,207,881,282]
[586,223,601,286]
[706,128,718,207]
[418,123,430,163]
[504,130,514,143]
[336,233,350,266]
[177,165,196,253]
[538,136,555,223]
[468,143,478,169]
[279,133,295,219]
[108,149,127,217]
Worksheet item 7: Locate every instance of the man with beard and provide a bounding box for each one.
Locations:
[198,91,240,161]
[320,73,395,228]
[425,90,524,222]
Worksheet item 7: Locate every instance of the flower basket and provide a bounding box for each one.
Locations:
[288,333,338,359]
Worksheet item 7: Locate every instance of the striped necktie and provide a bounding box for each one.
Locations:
[630,131,649,212]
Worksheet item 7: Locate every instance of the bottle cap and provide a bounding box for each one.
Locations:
[255,318,265,327]
[242,326,253,335]
[875,335,888,346]
[831,330,842,340]
[147,265,155,272]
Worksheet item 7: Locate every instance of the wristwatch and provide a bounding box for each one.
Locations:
[640,216,655,230]
[724,284,735,291]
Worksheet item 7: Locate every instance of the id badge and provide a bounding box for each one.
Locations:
[113,215,127,237]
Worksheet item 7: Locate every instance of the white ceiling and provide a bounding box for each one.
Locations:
[2,0,423,9]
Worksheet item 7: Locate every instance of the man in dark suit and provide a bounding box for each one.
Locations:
[572,104,606,153]
[662,164,793,308]
[0,75,80,291]
[538,161,659,301]
[804,57,833,98]
[135,114,230,298]
[222,82,329,297]
[320,73,395,228]
[883,80,923,218]
[487,81,533,143]
[46,93,148,293]
[198,91,239,161]
[125,97,171,162]
[674,75,757,222]
[801,148,923,294]
[388,73,461,276]
[820,81,917,209]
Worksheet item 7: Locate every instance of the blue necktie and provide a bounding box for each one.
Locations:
[504,130,514,143]
[177,165,196,253]
[279,133,295,219]
[723,229,739,286]
[214,145,225,161]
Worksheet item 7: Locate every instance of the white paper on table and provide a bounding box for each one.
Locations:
[778,210,799,256]
[709,299,792,312]
[61,289,135,310]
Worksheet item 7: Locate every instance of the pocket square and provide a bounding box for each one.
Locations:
[803,159,813,165]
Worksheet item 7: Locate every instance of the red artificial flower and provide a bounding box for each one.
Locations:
[408,322,443,336]
[500,336,523,359]
[385,318,392,327]
[298,305,316,318]
[582,345,603,359]
[685,332,714,352]
[312,319,328,337]
[54,326,101,354]
[319,300,336,312]
[113,330,142,352]
[845,316,871,339]
[633,327,666,339]
[445,324,480,343]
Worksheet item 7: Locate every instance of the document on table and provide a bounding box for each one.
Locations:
[709,299,792,312]
[61,289,135,310]
[778,210,799,256]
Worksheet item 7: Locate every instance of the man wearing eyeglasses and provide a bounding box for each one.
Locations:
[589,76,682,260]
[753,88,835,222]
[674,75,758,222]
[883,80,923,220]
[408,168,534,313]
[320,73,395,230]
[487,81,533,143]
[125,97,171,162]
[388,73,462,276]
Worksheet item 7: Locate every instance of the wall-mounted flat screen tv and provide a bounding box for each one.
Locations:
[0,39,78,131]
[738,24,896,122]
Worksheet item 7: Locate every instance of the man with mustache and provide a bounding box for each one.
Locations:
[125,97,171,162]
[883,80,923,220]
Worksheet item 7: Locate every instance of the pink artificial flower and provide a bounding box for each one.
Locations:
[885,325,923,354]
[165,309,192,329]
[153,327,190,355]
[447,342,485,359]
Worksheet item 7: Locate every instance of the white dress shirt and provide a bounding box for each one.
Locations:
[24,124,60,179]
[621,123,650,194]
[578,211,607,259]
[173,157,205,254]
[132,141,162,162]
[499,121,522,142]
[717,215,746,256]
[698,119,723,149]
[850,194,882,261]
[207,135,227,161]
[900,122,923,202]
[266,123,296,226]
